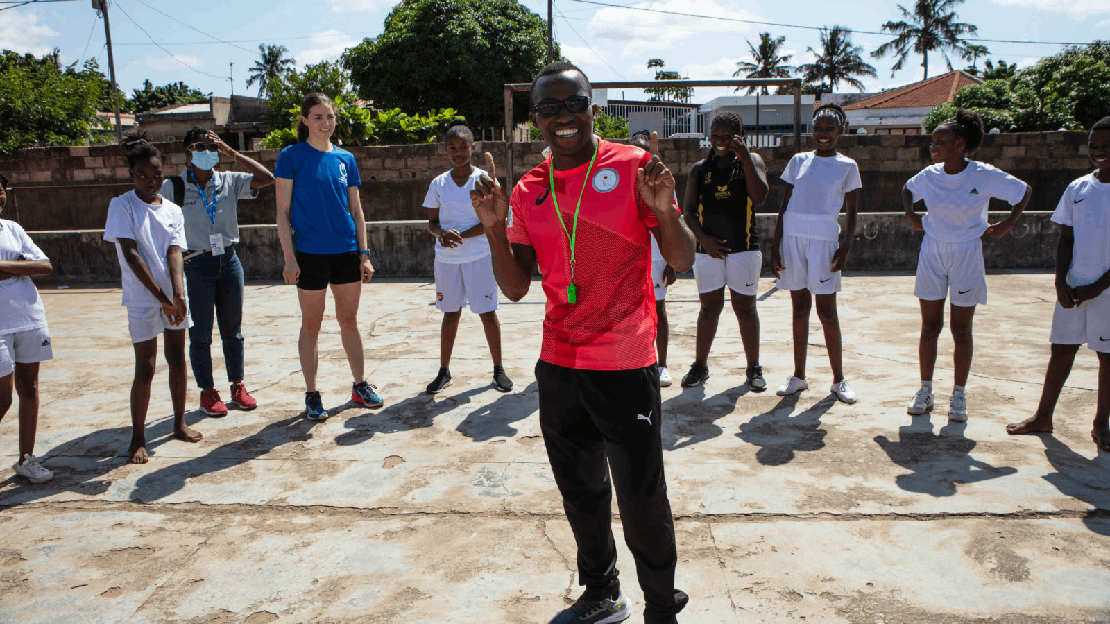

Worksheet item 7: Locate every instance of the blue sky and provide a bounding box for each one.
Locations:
[1,0,1107,106]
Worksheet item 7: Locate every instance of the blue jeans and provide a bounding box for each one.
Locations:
[184,246,245,389]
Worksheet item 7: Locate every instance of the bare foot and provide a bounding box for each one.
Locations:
[128,445,149,464]
[1092,423,1110,452]
[174,425,203,443]
[1006,416,1053,435]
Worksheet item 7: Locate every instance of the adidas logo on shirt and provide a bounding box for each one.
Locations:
[969,188,980,195]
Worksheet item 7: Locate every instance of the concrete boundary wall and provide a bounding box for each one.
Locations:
[29,211,1060,282]
[1,132,1092,232]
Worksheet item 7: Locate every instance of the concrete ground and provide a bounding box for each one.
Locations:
[1,273,1109,624]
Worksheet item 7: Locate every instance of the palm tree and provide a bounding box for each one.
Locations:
[797,26,877,93]
[733,33,794,95]
[246,44,296,97]
[871,0,979,80]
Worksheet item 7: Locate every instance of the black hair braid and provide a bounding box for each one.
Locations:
[939,108,984,152]
[122,132,161,169]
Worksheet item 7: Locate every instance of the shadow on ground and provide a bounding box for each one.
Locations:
[873,417,1018,497]
[1039,434,1110,536]
[736,393,834,465]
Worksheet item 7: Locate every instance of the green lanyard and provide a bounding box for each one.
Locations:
[547,146,598,304]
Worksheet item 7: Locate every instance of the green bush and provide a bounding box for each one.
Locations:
[260,101,460,150]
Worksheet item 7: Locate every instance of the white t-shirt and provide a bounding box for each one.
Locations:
[780,152,862,241]
[103,191,187,308]
[0,219,49,334]
[1051,172,1110,288]
[906,160,1028,243]
[423,169,491,264]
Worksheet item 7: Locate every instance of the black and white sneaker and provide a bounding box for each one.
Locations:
[548,591,631,624]
[681,362,709,388]
[746,365,768,392]
[426,368,452,394]
[493,365,513,392]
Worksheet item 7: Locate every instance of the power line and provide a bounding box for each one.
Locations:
[111,0,223,79]
[0,0,78,6]
[555,3,625,79]
[565,0,1099,47]
[128,0,255,54]
[76,12,100,67]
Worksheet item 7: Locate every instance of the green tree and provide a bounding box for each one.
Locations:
[872,0,979,80]
[0,50,110,153]
[981,59,1017,81]
[246,44,295,98]
[342,0,554,129]
[733,33,794,95]
[797,26,877,93]
[922,42,1110,133]
[131,80,209,113]
[961,44,990,75]
[643,59,693,102]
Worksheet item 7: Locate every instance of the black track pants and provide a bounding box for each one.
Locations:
[536,359,687,624]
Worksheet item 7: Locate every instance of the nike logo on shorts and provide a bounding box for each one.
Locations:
[745,282,755,287]
[958,289,972,295]
[1101,337,1110,342]
[41,339,50,346]
[820,278,832,283]
[1074,197,1086,204]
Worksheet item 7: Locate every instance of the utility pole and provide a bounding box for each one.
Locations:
[547,0,554,63]
[229,62,234,97]
[93,0,123,144]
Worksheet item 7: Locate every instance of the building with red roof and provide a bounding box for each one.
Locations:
[843,70,982,135]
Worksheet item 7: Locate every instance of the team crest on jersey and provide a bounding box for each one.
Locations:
[592,168,619,193]
[715,184,730,200]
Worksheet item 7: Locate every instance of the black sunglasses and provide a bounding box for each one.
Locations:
[533,95,591,116]
[187,142,219,152]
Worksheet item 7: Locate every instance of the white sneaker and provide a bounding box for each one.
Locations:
[830,380,857,404]
[776,376,808,396]
[949,392,968,422]
[659,367,673,388]
[13,454,53,484]
[907,387,934,415]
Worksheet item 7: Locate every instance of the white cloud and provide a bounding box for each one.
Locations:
[146,55,203,71]
[990,0,1109,14]
[329,0,400,12]
[0,12,58,56]
[561,44,611,72]
[297,30,359,65]
[587,0,758,59]
[1015,57,1040,69]
[681,57,743,80]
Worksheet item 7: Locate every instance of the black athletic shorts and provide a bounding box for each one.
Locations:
[295,250,361,291]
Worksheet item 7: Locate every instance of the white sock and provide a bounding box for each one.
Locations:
[953,385,966,395]
[921,380,933,391]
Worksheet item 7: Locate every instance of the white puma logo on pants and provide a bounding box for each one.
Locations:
[637,411,652,425]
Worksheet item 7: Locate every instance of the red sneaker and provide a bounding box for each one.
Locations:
[230,381,258,410]
[200,388,229,416]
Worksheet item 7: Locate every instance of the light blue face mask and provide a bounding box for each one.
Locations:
[191,150,220,171]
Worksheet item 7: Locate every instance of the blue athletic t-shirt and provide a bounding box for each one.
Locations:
[274,142,362,254]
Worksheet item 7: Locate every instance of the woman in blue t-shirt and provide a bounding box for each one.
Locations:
[275,92,384,419]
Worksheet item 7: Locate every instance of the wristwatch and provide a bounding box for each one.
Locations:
[359,249,370,255]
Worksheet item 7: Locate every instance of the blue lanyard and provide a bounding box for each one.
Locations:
[188,170,219,225]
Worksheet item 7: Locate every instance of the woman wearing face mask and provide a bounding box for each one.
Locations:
[162,128,274,417]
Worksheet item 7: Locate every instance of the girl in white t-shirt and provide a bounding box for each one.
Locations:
[0,172,55,483]
[1007,116,1110,452]
[104,136,203,464]
[423,120,512,395]
[771,104,861,404]
[903,109,1031,421]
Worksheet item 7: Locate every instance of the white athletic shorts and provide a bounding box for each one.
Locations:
[777,235,841,294]
[435,256,499,314]
[914,235,987,307]
[128,306,193,344]
[1050,290,1110,353]
[693,251,761,296]
[0,327,53,378]
[651,251,669,301]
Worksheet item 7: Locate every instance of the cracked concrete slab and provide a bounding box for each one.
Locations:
[1,274,1109,623]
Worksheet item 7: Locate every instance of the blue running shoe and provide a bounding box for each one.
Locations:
[352,381,384,408]
[305,391,328,421]
[548,591,630,624]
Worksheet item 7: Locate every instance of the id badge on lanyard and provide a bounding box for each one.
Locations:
[209,233,225,256]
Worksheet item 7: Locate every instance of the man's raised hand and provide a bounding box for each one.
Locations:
[471,152,510,227]
[637,132,676,213]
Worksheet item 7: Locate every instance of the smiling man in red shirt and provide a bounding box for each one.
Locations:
[472,62,695,624]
